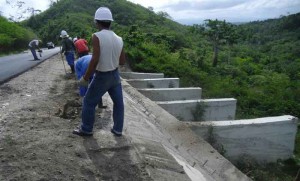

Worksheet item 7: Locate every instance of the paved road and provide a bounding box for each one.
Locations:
[0,47,60,84]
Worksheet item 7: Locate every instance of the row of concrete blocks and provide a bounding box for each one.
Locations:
[121,72,236,121]
[121,72,298,163]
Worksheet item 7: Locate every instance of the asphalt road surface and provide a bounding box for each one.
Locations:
[0,47,60,84]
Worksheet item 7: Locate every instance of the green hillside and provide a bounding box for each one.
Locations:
[23,0,190,48]
[5,0,300,179]
[0,16,35,54]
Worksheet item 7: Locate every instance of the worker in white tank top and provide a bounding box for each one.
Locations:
[73,7,126,137]
[94,30,123,72]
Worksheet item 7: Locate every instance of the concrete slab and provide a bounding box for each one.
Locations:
[156,98,237,121]
[188,115,298,163]
[127,78,179,89]
[138,87,202,101]
[122,80,251,181]
[120,72,164,79]
[131,139,192,181]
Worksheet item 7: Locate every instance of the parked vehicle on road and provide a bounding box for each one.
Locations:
[47,42,55,49]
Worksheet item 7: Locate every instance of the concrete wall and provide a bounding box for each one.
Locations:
[127,78,179,89]
[138,87,202,101]
[120,72,164,79]
[156,98,236,121]
[122,80,251,181]
[122,71,298,166]
[188,115,298,163]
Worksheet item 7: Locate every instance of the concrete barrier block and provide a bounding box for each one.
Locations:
[122,80,251,180]
[120,72,164,79]
[188,115,298,163]
[156,98,236,121]
[138,87,202,101]
[127,78,179,89]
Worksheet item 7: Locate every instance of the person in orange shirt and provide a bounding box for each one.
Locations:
[74,36,89,58]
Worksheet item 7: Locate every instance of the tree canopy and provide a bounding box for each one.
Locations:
[0,16,35,53]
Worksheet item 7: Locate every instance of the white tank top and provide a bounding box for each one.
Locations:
[28,40,39,47]
[94,30,123,72]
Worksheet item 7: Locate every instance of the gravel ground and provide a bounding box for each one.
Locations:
[0,55,152,181]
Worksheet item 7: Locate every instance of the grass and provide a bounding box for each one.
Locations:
[238,158,298,181]
[237,126,300,181]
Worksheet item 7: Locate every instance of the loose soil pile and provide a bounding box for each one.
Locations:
[0,55,151,181]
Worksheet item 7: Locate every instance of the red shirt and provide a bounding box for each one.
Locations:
[74,39,89,53]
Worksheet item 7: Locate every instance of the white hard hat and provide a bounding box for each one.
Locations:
[73,37,78,43]
[94,7,113,21]
[60,30,69,38]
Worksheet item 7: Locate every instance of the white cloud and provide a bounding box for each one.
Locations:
[0,0,50,21]
[241,0,299,9]
[127,0,300,24]
[162,0,249,11]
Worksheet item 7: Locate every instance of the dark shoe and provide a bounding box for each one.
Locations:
[111,129,122,137]
[34,58,40,60]
[72,129,93,136]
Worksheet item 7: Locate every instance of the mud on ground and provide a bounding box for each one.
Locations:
[0,55,151,181]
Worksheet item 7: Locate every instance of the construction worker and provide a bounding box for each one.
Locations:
[60,30,76,73]
[73,7,125,137]
[28,39,42,60]
[74,35,89,58]
[75,54,106,108]
[73,37,78,43]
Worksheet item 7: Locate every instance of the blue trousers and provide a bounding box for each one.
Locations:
[80,69,124,134]
[29,47,38,60]
[65,52,75,66]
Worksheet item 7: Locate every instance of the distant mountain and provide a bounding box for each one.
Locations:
[22,0,189,46]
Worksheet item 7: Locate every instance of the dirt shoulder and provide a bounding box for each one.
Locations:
[0,55,250,181]
[0,55,153,181]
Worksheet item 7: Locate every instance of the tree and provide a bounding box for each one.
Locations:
[224,23,239,64]
[204,19,237,67]
[189,24,205,34]
[147,7,154,11]
[156,11,172,22]
[0,16,35,53]
[27,8,42,17]
[124,25,145,47]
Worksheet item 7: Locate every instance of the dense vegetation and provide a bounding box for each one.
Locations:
[0,16,35,54]
[2,0,300,180]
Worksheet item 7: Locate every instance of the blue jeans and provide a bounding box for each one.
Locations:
[29,47,38,59]
[65,52,75,66]
[80,69,124,134]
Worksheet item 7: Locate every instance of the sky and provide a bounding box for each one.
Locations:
[0,0,299,24]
